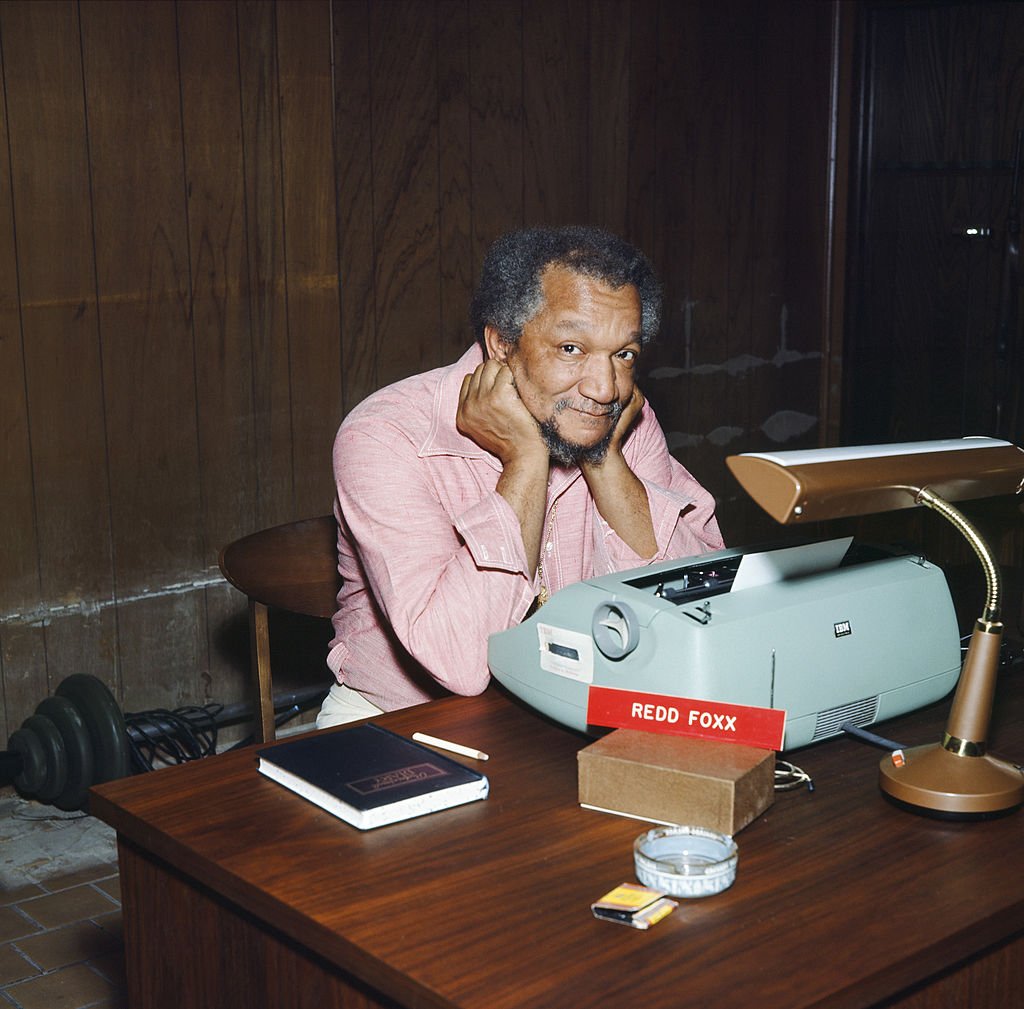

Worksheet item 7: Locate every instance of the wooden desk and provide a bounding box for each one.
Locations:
[90,674,1024,1009]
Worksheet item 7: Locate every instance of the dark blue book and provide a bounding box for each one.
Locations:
[256,722,489,829]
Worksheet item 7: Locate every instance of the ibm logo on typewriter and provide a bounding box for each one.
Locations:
[834,620,852,638]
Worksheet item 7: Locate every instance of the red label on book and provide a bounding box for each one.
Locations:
[586,686,786,750]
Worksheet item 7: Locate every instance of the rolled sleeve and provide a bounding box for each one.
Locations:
[454,492,530,574]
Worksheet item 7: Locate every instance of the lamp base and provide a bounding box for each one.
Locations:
[879,743,1024,817]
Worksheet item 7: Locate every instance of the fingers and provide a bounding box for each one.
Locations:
[615,385,644,427]
[458,364,485,410]
[457,360,525,450]
[460,362,519,421]
[625,385,645,421]
[461,359,505,398]
[605,385,645,454]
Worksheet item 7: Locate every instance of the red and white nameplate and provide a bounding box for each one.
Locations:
[586,686,786,751]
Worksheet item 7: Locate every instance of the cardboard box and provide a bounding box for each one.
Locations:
[578,729,775,835]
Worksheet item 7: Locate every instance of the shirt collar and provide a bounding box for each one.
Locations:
[419,344,496,463]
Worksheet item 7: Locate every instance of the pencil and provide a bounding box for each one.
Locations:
[412,732,489,761]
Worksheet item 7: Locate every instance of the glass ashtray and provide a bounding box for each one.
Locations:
[633,825,738,898]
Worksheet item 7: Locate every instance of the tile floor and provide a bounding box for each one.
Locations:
[0,793,125,1008]
[0,707,319,1009]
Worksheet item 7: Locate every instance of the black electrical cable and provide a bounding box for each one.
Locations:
[124,693,322,769]
[840,722,908,752]
[838,631,987,754]
[226,703,305,751]
[124,704,223,772]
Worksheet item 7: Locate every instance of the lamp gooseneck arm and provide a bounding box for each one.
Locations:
[915,486,1003,753]
[916,487,1001,623]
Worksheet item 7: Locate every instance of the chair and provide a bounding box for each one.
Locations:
[219,515,341,742]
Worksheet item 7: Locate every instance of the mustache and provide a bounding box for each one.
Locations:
[552,398,624,420]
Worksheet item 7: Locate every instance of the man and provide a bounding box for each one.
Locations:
[318,226,723,727]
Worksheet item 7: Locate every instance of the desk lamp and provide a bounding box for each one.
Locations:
[726,437,1024,816]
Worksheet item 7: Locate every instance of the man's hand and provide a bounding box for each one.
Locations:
[602,385,646,462]
[580,386,657,558]
[457,360,547,466]
[457,360,549,575]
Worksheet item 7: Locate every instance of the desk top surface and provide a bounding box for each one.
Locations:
[91,671,1024,1009]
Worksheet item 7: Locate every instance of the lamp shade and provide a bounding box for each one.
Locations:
[728,435,1024,816]
[726,437,1024,524]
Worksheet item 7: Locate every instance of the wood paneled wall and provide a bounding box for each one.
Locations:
[0,0,841,736]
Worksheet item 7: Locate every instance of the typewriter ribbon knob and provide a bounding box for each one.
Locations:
[592,601,640,660]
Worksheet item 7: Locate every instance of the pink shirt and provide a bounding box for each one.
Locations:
[327,345,723,710]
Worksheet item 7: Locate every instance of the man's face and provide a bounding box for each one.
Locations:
[485,266,642,465]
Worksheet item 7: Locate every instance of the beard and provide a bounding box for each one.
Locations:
[538,399,623,466]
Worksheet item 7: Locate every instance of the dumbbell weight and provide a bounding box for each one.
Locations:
[55,673,130,784]
[15,713,69,806]
[7,724,47,794]
[2,674,130,812]
[34,696,95,812]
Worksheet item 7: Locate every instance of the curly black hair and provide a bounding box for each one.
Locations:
[470,226,662,353]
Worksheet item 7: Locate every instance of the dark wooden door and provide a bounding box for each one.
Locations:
[842,1,1024,635]
[845,1,1024,447]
